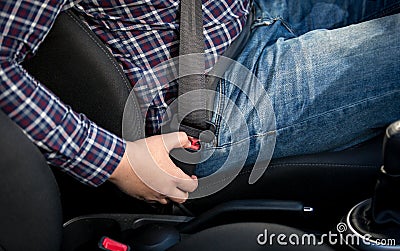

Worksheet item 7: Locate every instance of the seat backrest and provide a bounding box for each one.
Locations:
[23,10,132,137]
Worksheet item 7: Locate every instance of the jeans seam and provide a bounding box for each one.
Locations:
[205,130,276,150]
[251,16,298,37]
[207,89,399,150]
[278,17,298,36]
[213,79,225,146]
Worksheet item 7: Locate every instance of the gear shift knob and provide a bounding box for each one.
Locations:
[338,121,400,251]
[370,120,400,225]
[383,120,400,175]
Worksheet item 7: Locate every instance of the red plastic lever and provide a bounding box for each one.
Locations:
[99,237,130,251]
[188,137,201,151]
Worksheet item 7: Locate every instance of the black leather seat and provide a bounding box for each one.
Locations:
[0,111,62,251]
[23,10,383,223]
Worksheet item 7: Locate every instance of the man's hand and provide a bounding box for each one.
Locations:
[109,132,198,204]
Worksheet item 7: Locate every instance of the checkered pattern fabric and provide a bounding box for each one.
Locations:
[0,0,249,186]
[74,0,250,135]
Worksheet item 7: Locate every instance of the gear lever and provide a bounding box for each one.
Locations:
[370,120,400,225]
[340,120,400,250]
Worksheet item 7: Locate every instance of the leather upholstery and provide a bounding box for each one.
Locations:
[186,135,382,217]
[23,10,131,137]
[0,111,62,251]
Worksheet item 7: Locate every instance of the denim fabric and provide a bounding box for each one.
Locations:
[196,0,400,177]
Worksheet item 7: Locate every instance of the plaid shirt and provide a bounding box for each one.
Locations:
[0,0,249,186]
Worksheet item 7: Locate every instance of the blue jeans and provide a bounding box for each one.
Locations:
[196,0,400,177]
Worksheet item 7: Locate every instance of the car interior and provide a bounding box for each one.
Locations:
[1,8,399,251]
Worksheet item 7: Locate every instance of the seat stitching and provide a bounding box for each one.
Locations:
[65,11,132,93]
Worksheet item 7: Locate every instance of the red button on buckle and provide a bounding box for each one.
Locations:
[99,237,130,251]
[188,137,201,151]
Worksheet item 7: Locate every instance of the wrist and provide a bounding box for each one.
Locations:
[109,150,130,183]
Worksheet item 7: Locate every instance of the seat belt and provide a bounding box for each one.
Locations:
[169,0,253,175]
[165,0,214,176]
[177,0,215,141]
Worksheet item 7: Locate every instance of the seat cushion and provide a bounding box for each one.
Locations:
[185,135,382,222]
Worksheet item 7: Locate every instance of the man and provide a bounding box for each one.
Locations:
[1,0,399,204]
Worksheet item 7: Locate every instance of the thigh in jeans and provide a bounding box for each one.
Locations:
[251,13,400,158]
[196,12,400,177]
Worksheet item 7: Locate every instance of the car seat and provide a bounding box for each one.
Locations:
[0,8,393,251]
[21,9,383,226]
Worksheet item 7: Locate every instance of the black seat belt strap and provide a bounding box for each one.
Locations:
[178,0,209,134]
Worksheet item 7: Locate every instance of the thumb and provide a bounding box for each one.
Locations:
[162,132,191,152]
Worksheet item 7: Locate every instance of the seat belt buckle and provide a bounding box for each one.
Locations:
[162,114,217,144]
[188,137,201,151]
[180,120,216,143]
[163,115,216,176]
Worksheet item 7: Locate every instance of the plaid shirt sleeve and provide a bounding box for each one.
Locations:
[0,0,126,187]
